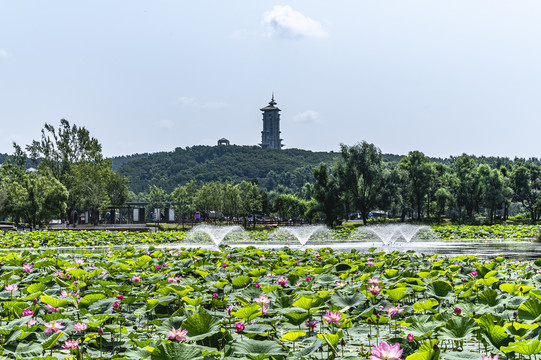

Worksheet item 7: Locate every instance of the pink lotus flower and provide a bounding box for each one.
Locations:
[45,304,59,312]
[305,276,312,281]
[235,322,245,332]
[5,284,18,291]
[167,326,188,341]
[306,320,318,330]
[132,275,142,283]
[471,270,478,276]
[259,304,268,315]
[226,304,236,316]
[27,318,37,326]
[116,294,124,301]
[454,307,462,315]
[73,322,88,333]
[482,355,499,360]
[368,285,381,295]
[44,320,65,333]
[369,341,403,360]
[387,304,404,318]
[323,310,342,325]
[367,278,380,285]
[277,276,288,286]
[62,339,80,350]
[113,301,120,310]
[255,295,271,304]
[366,261,375,266]
[407,333,414,342]
[74,259,84,265]
[254,282,260,288]
[22,309,33,317]
[167,276,181,283]
[22,263,33,273]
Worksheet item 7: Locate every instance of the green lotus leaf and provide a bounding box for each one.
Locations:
[181,296,203,306]
[79,293,107,308]
[41,330,65,350]
[384,269,399,278]
[477,289,501,307]
[67,268,88,278]
[437,317,478,341]
[135,255,152,268]
[506,322,539,340]
[12,342,43,358]
[317,331,343,348]
[335,263,351,272]
[330,292,366,309]
[40,295,69,308]
[426,280,454,300]
[404,321,435,338]
[150,342,204,360]
[476,277,499,287]
[293,296,325,310]
[412,299,439,312]
[281,330,306,342]
[296,338,324,358]
[181,310,221,341]
[405,339,439,360]
[26,283,45,294]
[232,304,261,321]
[234,339,286,358]
[232,275,251,288]
[243,324,274,335]
[386,287,410,302]
[283,309,310,325]
[501,339,541,355]
[518,299,541,322]
[479,324,511,351]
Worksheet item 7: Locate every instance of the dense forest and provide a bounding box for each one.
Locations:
[115,145,340,193]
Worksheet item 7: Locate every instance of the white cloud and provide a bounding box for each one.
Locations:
[0,49,8,57]
[293,110,322,124]
[177,96,227,109]
[262,5,328,39]
[158,119,174,129]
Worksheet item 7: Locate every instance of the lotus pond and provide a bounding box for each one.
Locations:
[0,235,541,360]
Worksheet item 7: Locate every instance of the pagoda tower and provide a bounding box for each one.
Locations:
[259,95,283,149]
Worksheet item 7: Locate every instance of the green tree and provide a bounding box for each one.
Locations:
[453,155,481,218]
[312,162,341,227]
[511,164,541,222]
[339,142,385,225]
[238,181,262,228]
[399,151,435,220]
[171,180,197,226]
[479,165,505,224]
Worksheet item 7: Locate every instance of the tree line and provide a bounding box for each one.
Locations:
[1,121,541,228]
[0,120,129,227]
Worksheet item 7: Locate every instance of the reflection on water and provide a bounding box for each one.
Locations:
[2,240,541,260]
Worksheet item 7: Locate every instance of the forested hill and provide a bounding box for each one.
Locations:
[116,145,340,193]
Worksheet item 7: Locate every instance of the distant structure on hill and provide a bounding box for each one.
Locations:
[259,95,283,149]
[217,138,230,146]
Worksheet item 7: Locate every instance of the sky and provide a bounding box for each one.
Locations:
[1,1,541,159]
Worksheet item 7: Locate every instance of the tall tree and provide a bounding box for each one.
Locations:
[312,162,341,227]
[453,155,481,218]
[399,151,435,220]
[338,142,385,225]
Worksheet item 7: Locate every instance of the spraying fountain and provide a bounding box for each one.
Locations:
[275,225,329,246]
[187,225,245,247]
[351,224,431,246]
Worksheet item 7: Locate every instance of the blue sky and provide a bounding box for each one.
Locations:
[1,1,541,158]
